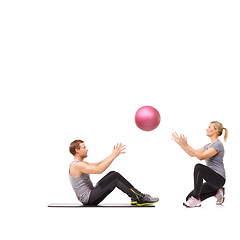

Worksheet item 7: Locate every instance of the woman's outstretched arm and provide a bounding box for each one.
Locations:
[172,132,217,160]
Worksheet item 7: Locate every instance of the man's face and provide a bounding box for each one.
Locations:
[76,143,88,158]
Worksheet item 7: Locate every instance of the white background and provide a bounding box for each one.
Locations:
[1,1,240,239]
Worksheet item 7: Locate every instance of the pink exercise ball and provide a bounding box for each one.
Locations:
[135,106,161,131]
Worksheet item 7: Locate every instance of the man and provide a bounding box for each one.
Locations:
[69,139,159,206]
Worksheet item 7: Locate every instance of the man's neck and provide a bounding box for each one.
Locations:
[74,155,84,162]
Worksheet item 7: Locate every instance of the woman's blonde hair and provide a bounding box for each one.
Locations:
[211,121,228,142]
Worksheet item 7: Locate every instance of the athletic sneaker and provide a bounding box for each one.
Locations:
[131,189,159,206]
[215,188,225,205]
[137,194,159,206]
[183,196,201,208]
[131,197,138,205]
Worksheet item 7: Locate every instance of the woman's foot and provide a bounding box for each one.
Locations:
[183,196,201,208]
[215,188,225,205]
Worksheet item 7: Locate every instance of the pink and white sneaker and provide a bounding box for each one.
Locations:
[183,196,201,208]
[215,188,225,205]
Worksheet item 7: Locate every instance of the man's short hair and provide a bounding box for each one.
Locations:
[69,139,84,156]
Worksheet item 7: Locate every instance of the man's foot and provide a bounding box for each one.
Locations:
[131,189,159,206]
[215,188,225,205]
[183,196,201,208]
[136,194,159,206]
[131,197,138,205]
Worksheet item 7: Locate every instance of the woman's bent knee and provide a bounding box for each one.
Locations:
[194,163,204,171]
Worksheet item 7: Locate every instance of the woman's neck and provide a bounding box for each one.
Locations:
[210,136,219,144]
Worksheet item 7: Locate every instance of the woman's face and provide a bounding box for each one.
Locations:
[206,123,218,137]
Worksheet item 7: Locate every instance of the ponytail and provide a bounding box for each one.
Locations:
[223,127,228,142]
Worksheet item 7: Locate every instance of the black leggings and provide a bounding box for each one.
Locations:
[87,171,140,205]
[186,164,225,201]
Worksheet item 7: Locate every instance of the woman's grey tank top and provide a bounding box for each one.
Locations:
[69,160,94,204]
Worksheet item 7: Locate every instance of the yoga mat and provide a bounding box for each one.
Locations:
[48,203,155,208]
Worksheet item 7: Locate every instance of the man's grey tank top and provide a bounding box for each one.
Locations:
[69,160,93,204]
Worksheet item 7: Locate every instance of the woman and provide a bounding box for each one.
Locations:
[172,121,228,208]
[68,140,159,206]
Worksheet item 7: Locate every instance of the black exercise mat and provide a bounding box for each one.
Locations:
[48,203,155,207]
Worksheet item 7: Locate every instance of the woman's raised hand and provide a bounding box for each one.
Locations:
[172,132,188,147]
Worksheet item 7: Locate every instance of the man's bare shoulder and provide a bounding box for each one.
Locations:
[70,161,87,177]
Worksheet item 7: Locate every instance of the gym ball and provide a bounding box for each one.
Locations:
[135,106,161,131]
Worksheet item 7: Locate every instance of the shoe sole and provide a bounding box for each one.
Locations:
[216,188,225,205]
[136,200,159,207]
[183,203,201,208]
[221,188,225,204]
[216,196,225,205]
